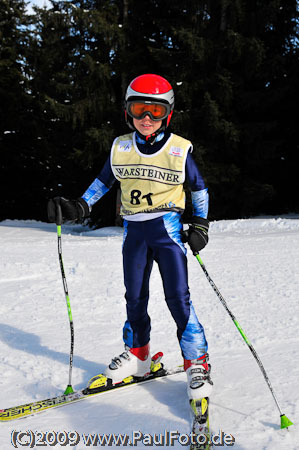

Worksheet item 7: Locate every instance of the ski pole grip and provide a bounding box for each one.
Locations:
[54,198,63,226]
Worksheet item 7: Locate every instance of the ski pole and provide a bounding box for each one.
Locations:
[194,252,293,429]
[54,199,74,395]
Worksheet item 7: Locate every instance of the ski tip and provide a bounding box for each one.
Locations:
[64,385,74,395]
[280,414,293,429]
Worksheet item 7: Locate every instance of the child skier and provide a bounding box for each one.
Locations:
[48,74,213,401]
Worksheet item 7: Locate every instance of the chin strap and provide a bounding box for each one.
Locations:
[144,132,160,144]
[136,130,165,145]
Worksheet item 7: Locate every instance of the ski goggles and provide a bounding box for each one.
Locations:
[127,101,171,121]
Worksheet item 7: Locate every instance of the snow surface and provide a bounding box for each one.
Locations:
[0,217,298,449]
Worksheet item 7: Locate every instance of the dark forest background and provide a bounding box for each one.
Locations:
[1,0,298,226]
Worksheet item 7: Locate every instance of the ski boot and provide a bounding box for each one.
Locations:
[104,343,151,384]
[85,348,164,393]
[184,353,213,400]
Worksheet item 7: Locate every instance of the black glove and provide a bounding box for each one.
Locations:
[47,197,89,223]
[181,217,209,255]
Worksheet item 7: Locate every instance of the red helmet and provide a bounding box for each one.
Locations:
[125,74,174,132]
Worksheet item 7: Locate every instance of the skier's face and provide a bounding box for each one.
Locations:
[133,115,162,136]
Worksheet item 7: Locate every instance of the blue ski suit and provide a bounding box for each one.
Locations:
[82,131,209,360]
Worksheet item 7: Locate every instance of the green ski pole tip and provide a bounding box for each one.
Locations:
[280,414,293,429]
[64,385,74,395]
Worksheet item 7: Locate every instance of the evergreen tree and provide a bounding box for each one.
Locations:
[0,0,31,219]
[26,3,85,216]
[24,0,124,224]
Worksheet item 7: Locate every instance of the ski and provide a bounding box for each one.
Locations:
[189,398,211,450]
[0,353,183,422]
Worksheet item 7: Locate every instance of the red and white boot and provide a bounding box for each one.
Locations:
[184,353,213,400]
[104,343,151,384]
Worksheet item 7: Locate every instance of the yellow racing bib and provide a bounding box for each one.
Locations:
[110,133,191,216]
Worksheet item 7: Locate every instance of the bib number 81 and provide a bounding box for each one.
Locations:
[130,190,153,206]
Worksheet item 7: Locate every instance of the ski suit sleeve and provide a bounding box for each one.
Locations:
[185,151,209,219]
[81,156,116,208]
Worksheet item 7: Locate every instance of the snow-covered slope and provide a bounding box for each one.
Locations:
[0,217,298,449]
